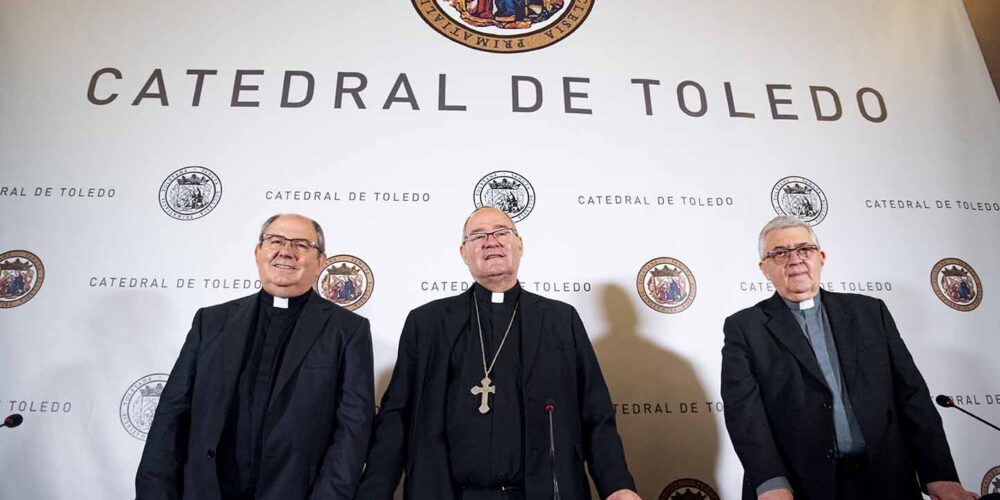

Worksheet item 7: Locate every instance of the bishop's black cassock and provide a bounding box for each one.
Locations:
[357,284,635,499]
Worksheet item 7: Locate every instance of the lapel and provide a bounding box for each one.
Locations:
[220,294,258,409]
[270,290,333,401]
[442,289,473,357]
[519,290,547,383]
[762,293,827,387]
[821,289,859,392]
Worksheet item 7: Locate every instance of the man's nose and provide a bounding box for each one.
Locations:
[275,243,296,258]
[482,234,503,247]
[786,250,805,265]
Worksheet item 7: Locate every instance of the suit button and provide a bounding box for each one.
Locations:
[821,403,833,410]
[825,449,834,459]
[206,449,216,458]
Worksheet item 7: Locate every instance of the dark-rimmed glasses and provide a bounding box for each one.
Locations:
[764,244,820,264]
[260,234,320,253]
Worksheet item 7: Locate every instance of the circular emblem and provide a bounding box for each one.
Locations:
[0,250,44,309]
[637,257,696,314]
[931,258,983,312]
[317,255,374,311]
[659,478,721,500]
[158,166,222,220]
[982,465,1000,496]
[771,176,828,226]
[120,373,169,441]
[474,171,535,222]
[412,0,594,53]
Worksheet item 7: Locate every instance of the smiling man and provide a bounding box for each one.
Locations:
[721,216,975,500]
[137,214,374,500]
[357,207,639,500]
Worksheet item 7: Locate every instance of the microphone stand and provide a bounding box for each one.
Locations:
[546,403,561,500]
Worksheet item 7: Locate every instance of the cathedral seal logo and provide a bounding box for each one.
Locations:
[0,250,44,309]
[120,373,169,441]
[982,465,1000,496]
[771,176,828,226]
[637,257,696,314]
[412,0,594,53]
[159,166,222,220]
[931,258,983,312]
[474,171,535,222]
[317,255,374,311]
[659,478,721,500]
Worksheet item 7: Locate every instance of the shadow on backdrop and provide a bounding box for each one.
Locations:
[591,284,720,499]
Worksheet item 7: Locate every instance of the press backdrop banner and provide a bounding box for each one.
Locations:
[2,0,999,498]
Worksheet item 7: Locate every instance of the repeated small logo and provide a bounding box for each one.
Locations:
[474,171,535,222]
[771,176,828,226]
[317,255,375,311]
[159,166,222,220]
[413,0,594,53]
[120,373,168,441]
[659,478,721,500]
[982,465,1000,497]
[637,257,696,314]
[0,250,44,309]
[930,258,983,312]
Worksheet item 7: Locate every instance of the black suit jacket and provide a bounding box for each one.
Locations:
[356,288,635,500]
[721,290,959,500]
[136,290,374,500]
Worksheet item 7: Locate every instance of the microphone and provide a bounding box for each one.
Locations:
[545,400,561,500]
[935,395,1000,432]
[2,414,23,429]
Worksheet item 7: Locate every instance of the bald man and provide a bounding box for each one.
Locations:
[357,207,639,500]
[137,214,374,500]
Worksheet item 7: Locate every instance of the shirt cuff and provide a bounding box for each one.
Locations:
[756,476,792,496]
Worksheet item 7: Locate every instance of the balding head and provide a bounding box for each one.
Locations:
[459,207,523,292]
[461,207,516,243]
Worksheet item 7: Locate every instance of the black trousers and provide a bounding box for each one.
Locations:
[835,454,871,500]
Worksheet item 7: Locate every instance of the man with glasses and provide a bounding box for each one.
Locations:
[357,207,639,500]
[137,213,374,500]
[721,216,975,500]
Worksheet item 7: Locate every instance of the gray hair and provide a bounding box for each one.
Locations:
[258,213,326,254]
[460,207,517,243]
[757,215,820,260]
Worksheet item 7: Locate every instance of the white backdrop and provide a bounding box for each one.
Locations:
[1,0,999,498]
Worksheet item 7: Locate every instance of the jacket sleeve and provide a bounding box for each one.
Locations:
[720,314,791,491]
[879,299,959,487]
[572,307,637,498]
[309,317,375,500]
[135,308,203,500]
[354,311,419,500]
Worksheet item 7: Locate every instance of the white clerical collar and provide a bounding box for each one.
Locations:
[491,292,504,304]
[797,298,815,310]
[273,296,289,309]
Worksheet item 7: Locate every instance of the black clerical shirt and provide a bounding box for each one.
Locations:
[217,290,309,498]
[446,283,525,488]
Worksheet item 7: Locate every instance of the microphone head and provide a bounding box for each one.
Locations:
[3,414,23,428]
[544,398,556,412]
[935,395,955,408]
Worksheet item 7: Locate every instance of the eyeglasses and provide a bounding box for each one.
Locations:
[463,227,518,244]
[260,234,320,253]
[764,244,820,263]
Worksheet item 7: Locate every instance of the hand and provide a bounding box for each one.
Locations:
[758,488,793,500]
[607,489,642,500]
[927,481,979,500]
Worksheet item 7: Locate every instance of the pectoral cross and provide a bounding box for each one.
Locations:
[470,376,495,414]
